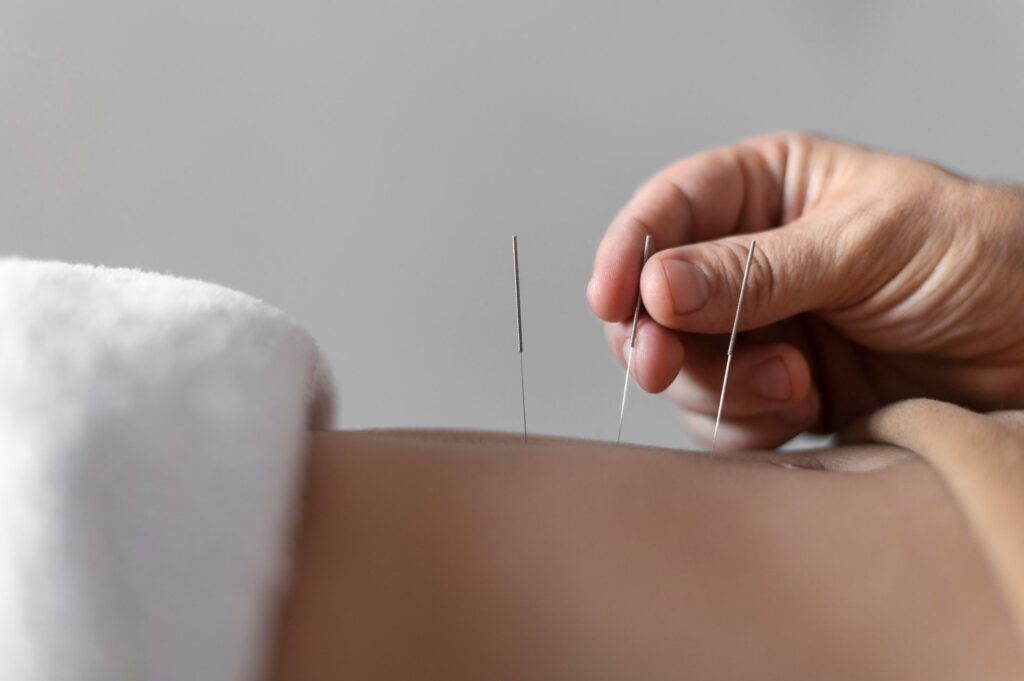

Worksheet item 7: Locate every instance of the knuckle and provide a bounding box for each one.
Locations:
[625,175,692,247]
[747,130,821,160]
[747,245,780,320]
[704,239,778,322]
[623,212,657,243]
[783,130,822,151]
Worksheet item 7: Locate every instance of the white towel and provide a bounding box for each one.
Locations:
[0,258,334,681]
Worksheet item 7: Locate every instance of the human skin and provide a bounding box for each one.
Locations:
[270,429,1024,680]
[588,132,1024,449]
[845,399,1024,647]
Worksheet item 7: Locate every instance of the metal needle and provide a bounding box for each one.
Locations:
[513,236,528,443]
[617,234,653,444]
[712,240,757,452]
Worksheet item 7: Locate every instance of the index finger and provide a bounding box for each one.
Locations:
[587,133,796,322]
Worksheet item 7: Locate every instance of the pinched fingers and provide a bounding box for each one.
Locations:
[589,133,814,323]
[604,318,684,394]
[664,341,813,419]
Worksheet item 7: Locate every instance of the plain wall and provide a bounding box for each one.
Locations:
[3,0,1023,448]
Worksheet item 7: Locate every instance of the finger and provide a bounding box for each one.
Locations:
[604,318,685,393]
[641,216,856,334]
[665,341,812,418]
[682,389,821,451]
[589,132,811,322]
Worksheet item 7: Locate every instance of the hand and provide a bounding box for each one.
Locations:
[588,132,1024,449]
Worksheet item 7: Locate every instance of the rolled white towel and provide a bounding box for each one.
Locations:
[0,259,334,681]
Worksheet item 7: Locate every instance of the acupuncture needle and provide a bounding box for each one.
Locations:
[711,240,757,452]
[512,236,528,443]
[617,234,653,444]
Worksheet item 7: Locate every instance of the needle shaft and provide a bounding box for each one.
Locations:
[617,235,653,444]
[513,236,527,443]
[712,241,757,451]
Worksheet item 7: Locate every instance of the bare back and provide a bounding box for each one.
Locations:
[272,429,1024,680]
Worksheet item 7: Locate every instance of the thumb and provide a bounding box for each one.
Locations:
[639,220,846,334]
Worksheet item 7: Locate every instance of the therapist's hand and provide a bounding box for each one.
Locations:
[588,132,1024,449]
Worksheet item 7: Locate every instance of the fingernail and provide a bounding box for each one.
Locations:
[752,358,791,401]
[662,260,710,315]
[779,397,811,424]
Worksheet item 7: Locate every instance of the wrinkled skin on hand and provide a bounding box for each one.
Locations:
[588,133,1024,449]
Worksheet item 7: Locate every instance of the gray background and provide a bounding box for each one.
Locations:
[3,0,1022,448]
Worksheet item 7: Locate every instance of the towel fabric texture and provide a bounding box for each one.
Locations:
[0,259,334,681]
